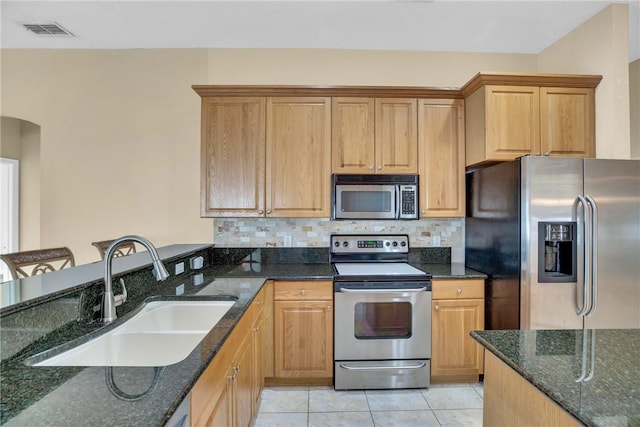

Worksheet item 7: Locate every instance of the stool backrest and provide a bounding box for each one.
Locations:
[0,247,76,280]
[91,240,137,260]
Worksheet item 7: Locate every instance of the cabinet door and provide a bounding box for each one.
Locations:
[274,300,333,378]
[266,97,331,217]
[540,87,595,157]
[485,85,541,161]
[418,99,465,218]
[251,311,264,413]
[201,97,265,217]
[205,371,233,427]
[431,298,484,380]
[332,97,375,173]
[233,334,253,427]
[375,98,418,173]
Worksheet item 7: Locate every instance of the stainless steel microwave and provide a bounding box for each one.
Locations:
[332,174,419,220]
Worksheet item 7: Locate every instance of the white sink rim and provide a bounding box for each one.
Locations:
[28,299,236,367]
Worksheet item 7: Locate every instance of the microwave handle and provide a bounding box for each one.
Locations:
[395,186,400,219]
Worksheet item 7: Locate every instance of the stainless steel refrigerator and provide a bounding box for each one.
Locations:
[465,156,640,330]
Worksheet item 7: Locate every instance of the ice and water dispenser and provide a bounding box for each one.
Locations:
[538,222,577,283]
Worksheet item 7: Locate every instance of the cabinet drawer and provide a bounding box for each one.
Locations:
[274,281,333,301]
[432,279,484,300]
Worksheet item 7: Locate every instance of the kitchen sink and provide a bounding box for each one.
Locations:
[27,300,236,367]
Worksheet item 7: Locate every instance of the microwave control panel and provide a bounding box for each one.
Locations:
[399,185,417,219]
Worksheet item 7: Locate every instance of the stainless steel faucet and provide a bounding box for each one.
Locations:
[101,235,170,323]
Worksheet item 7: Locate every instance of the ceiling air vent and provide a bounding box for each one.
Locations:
[22,22,74,37]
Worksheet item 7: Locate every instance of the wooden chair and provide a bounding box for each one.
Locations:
[0,247,76,280]
[91,240,137,260]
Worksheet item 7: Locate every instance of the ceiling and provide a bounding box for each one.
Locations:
[2,1,639,61]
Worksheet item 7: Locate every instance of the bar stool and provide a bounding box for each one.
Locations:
[0,247,76,280]
[91,239,137,260]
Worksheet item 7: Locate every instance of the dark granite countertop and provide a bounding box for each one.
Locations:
[0,245,485,426]
[1,274,266,427]
[471,329,640,427]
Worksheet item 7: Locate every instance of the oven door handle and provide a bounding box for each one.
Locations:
[338,287,427,293]
[339,362,427,371]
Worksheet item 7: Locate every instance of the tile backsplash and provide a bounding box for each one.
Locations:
[214,218,464,261]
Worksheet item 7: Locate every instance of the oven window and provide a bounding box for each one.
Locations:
[353,302,412,339]
[341,191,392,213]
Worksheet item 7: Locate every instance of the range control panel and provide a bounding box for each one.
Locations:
[330,234,410,254]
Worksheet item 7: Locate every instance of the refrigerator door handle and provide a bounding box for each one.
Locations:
[573,195,591,316]
[585,195,598,316]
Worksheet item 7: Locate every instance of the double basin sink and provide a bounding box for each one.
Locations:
[26,299,236,367]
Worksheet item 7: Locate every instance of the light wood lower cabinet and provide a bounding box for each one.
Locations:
[190,287,265,427]
[270,280,333,384]
[431,279,485,383]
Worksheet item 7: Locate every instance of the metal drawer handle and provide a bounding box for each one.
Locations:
[339,362,426,371]
[339,287,427,293]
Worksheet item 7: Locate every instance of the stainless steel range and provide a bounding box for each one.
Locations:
[331,234,432,390]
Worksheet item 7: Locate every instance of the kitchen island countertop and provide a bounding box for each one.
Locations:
[471,329,640,426]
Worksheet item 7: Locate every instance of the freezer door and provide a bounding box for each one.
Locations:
[583,159,640,328]
[520,157,584,329]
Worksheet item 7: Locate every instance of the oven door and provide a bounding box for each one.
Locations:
[334,184,398,219]
[334,283,431,360]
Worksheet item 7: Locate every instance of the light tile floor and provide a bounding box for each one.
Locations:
[255,383,484,427]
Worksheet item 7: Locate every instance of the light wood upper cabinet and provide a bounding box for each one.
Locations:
[540,87,595,157]
[462,73,601,167]
[332,97,375,173]
[418,99,465,217]
[332,97,418,174]
[375,98,418,173]
[465,85,540,166]
[200,97,266,217]
[266,97,332,217]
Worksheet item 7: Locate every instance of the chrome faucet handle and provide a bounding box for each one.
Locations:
[114,278,128,307]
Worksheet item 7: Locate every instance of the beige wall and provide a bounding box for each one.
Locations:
[538,4,631,159]
[1,49,212,264]
[206,49,537,86]
[631,59,640,159]
[0,4,634,265]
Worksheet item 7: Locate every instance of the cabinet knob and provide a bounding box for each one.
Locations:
[300,290,306,296]
[234,365,240,373]
[254,327,261,332]
[457,288,463,295]
[434,304,440,311]
[326,305,331,311]
[258,210,264,214]
[228,373,237,381]
[544,151,551,156]
[377,166,382,170]
[266,210,272,215]
[369,165,374,170]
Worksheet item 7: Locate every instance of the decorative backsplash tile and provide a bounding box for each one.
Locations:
[213,218,463,249]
